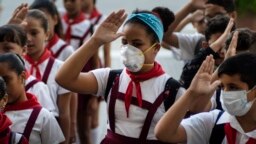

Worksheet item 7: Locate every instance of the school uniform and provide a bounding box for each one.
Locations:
[4,93,65,144]
[0,113,28,144]
[61,12,92,49]
[25,71,55,113]
[181,109,256,144]
[24,49,70,117]
[91,63,185,143]
[45,34,74,61]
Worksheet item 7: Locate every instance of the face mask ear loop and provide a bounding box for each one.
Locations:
[142,43,157,54]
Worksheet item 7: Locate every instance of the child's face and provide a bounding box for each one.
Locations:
[0,42,24,56]
[220,74,255,101]
[24,17,48,56]
[63,0,81,16]
[0,63,25,104]
[122,23,158,65]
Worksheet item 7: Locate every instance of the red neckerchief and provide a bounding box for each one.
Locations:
[225,123,256,144]
[89,7,101,20]
[46,33,59,51]
[4,93,40,112]
[24,49,51,80]
[0,113,12,144]
[63,12,86,44]
[125,62,164,117]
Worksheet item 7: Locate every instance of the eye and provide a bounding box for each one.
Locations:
[132,42,142,48]
[121,39,127,45]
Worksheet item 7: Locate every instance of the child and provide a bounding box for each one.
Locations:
[0,76,28,144]
[1,53,64,144]
[155,52,256,143]
[0,24,55,113]
[23,10,71,143]
[30,0,74,61]
[55,9,204,143]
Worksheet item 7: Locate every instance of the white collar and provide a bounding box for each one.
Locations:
[217,111,256,139]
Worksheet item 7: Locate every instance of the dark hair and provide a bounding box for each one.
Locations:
[218,52,256,89]
[205,15,236,41]
[26,9,49,32]
[0,53,25,75]
[152,7,175,32]
[124,8,174,43]
[207,0,236,13]
[225,28,256,53]
[0,76,6,99]
[0,24,27,47]
[30,0,63,38]
[93,0,96,4]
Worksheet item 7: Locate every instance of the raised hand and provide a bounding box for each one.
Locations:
[225,31,239,60]
[210,18,235,52]
[190,0,207,11]
[91,9,127,45]
[8,3,28,24]
[188,55,221,97]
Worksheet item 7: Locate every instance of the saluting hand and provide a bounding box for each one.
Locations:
[210,18,235,52]
[8,3,28,25]
[91,9,127,45]
[225,31,239,60]
[188,55,221,98]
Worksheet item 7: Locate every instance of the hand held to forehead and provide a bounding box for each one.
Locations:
[210,18,234,52]
[91,9,127,45]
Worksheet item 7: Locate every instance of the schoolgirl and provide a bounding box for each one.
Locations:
[29,0,74,61]
[0,24,55,113]
[1,53,64,144]
[56,9,190,144]
[23,10,72,143]
[0,76,28,144]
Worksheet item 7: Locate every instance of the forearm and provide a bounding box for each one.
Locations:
[164,2,194,45]
[174,16,192,32]
[155,90,194,142]
[56,38,102,87]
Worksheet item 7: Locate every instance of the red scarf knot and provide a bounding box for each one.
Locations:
[24,49,51,80]
[63,12,86,44]
[225,123,256,144]
[124,62,164,117]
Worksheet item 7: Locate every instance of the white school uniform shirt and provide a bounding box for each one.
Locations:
[46,37,74,61]
[26,75,55,113]
[61,17,92,50]
[24,58,70,117]
[5,107,65,144]
[174,32,205,61]
[92,68,185,139]
[181,109,256,144]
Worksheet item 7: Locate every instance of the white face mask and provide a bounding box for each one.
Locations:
[120,43,156,72]
[220,86,256,116]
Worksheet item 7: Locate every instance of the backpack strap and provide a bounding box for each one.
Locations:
[25,79,40,91]
[209,111,225,144]
[163,77,181,111]
[42,57,55,83]
[104,69,122,100]
[78,24,94,46]
[23,107,42,140]
[53,44,68,58]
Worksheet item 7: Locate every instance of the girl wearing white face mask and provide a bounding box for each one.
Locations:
[155,52,256,144]
[56,8,196,143]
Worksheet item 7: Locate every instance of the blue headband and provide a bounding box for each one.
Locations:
[127,13,164,42]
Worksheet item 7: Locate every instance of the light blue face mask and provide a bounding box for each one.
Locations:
[126,13,164,42]
[221,86,256,116]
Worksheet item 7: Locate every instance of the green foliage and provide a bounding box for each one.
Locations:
[236,0,256,15]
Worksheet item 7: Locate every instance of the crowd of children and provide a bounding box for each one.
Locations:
[0,0,256,144]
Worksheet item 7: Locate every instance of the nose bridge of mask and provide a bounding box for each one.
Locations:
[142,43,157,54]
